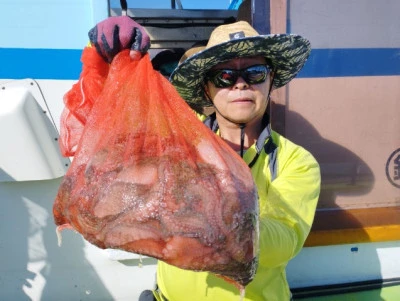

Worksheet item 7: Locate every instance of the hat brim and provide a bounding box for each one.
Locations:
[170,34,311,107]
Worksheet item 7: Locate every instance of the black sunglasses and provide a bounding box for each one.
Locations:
[205,64,271,88]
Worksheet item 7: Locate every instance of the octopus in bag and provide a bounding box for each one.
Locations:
[54,49,259,289]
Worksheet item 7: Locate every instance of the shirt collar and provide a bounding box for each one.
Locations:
[203,112,272,155]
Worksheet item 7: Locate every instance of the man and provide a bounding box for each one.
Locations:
[89,16,320,301]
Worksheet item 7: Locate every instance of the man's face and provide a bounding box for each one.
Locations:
[204,56,273,125]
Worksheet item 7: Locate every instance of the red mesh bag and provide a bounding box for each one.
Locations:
[59,47,109,156]
[54,49,259,288]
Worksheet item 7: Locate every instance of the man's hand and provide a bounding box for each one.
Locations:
[88,16,150,63]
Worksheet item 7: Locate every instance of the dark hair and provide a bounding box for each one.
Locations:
[151,48,186,76]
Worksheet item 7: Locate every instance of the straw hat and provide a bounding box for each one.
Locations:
[178,46,206,65]
[170,21,311,107]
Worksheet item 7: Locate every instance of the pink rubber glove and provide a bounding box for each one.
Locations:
[88,16,150,62]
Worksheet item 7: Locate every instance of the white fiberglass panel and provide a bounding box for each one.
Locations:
[0,81,69,181]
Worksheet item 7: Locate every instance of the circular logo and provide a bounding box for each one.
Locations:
[386,148,400,188]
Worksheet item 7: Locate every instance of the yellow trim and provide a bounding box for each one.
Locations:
[305,224,400,247]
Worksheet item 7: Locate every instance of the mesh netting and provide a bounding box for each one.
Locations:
[54,48,259,287]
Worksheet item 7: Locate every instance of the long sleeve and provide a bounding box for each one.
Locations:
[255,134,321,269]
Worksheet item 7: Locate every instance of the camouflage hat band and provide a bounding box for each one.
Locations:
[170,21,311,108]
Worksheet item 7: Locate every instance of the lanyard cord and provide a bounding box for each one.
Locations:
[239,123,246,158]
[203,113,273,168]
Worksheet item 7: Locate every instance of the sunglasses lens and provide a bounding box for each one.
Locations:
[210,70,237,88]
[245,65,268,84]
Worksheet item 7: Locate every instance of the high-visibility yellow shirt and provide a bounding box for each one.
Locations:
[156,123,321,301]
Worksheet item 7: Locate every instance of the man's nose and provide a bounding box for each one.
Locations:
[233,76,249,89]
